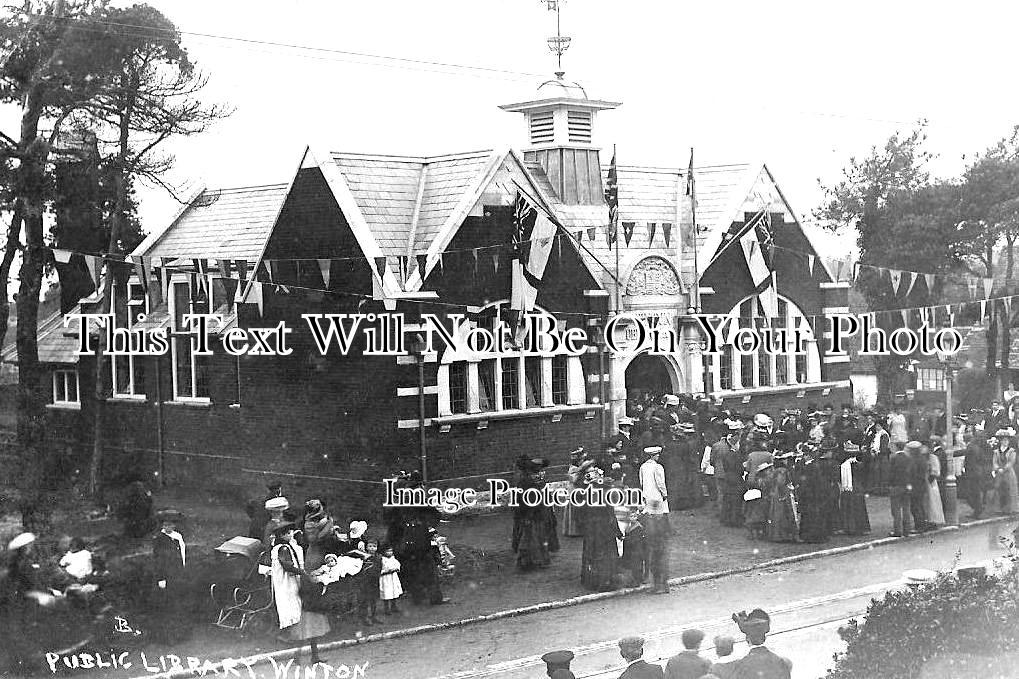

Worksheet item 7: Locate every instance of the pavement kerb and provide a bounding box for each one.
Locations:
[129,513,1016,679]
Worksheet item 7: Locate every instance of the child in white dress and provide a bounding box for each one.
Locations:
[379,545,403,614]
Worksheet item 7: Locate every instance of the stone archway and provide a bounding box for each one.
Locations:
[623,352,683,402]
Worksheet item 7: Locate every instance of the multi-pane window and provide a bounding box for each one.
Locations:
[170,279,211,401]
[53,369,79,405]
[719,346,733,390]
[551,355,568,405]
[702,352,715,393]
[917,367,946,391]
[524,357,541,408]
[478,359,496,412]
[449,362,468,414]
[714,294,819,390]
[501,358,520,410]
[112,280,147,397]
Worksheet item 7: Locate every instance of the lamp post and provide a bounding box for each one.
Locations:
[936,348,959,526]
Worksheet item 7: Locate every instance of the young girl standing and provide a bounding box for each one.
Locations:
[379,545,403,614]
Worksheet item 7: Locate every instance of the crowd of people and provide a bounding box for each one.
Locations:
[513,391,1019,595]
[540,607,791,679]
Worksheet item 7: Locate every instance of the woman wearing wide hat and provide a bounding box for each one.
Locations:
[511,456,559,570]
[992,429,1019,515]
[562,448,588,537]
[578,465,622,591]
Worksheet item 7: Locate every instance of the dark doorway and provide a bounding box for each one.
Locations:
[625,353,676,403]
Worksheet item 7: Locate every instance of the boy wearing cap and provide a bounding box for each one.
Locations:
[618,636,663,679]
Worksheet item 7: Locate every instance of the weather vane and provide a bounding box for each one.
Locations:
[543,0,571,75]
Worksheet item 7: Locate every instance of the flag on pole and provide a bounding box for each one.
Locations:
[684,149,697,248]
[510,191,557,318]
[605,145,618,247]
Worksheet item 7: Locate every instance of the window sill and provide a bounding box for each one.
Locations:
[165,398,212,409]
[433,403,601,426]
[47,403,81,411]
[710,380,850,398]
[109,394,148,404]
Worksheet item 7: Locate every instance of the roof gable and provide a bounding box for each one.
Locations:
[136,184,290,262]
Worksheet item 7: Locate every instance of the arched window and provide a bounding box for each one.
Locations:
[436,301,589,417]
[703,293,821,393]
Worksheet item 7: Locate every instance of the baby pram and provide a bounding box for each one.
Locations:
[209,536,274,631]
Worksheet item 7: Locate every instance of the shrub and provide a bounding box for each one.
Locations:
[825,571,1019,679]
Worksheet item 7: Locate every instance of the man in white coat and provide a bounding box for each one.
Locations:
[639,447,671,594]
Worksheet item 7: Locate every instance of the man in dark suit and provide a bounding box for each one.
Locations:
[151,511,189,642]
[888,443,916,537]
[729,609,791,679]
[618,636,664,679]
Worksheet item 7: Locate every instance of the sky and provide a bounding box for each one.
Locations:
[101,0,1019,257]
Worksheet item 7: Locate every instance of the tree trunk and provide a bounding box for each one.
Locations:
[0,209,25,352]
[15,90,50,530]
[1001,236,1017,390]
[88,83,132,499]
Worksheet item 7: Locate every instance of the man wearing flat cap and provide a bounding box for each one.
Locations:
[730,609,791,678]
[618,636,663,679]
[541,650,574,677]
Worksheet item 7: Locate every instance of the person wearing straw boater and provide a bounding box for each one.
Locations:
[639,446,671,594]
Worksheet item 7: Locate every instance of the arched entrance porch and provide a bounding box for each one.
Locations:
[622,352,684,412]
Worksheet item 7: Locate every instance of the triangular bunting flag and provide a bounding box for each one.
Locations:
[222,277,238,306]
[130,256,148,293]
[807,254,815,277]
[647,222,657,246]
[889,269,903,294]
[576,230,583,242]
[193,259,209,297]
[835,260,844,281]
[373,256,387,280]
[492,253,499,274]
[218,258,232,280]
[160,260,171,303]
[924,273,935,291]
[1005,297,1013,317]
[399,256,409,282]
[84,255,102,291]
[984,278,994,297]
[437,253,444,274]
[236,260,248,284]
[416,254,428,281]
[471,249,479,276]
[318,259,331,288]
[980,299,987,319]
[248,281,263,317]
[905,271,918,297]
[587,227,596,242]
[622,222,634,246]
[53,248,72,264]
[663,223,672,247]
[556,233,562,260]
[901,309,910,327]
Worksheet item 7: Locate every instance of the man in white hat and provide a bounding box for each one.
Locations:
[639,447,670,594]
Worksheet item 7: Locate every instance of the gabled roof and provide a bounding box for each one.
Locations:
[2,306,82,365]
[133,184,290,261]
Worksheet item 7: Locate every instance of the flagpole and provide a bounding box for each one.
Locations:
[689,147,700,312]
[613,144,620,314]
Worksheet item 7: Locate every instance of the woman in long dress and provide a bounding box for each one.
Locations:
[511,457,559,570]
[579,467,621,591]
[924,449,946,526]
[766,465,800,542]
[992,433,1019,515]
[271,524,330,664]
[562,449,586,537]
[838,444,871,535]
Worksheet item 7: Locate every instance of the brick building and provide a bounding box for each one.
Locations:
[16,75,851,512]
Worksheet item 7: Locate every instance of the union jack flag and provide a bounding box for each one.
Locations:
[605,146,618,246]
